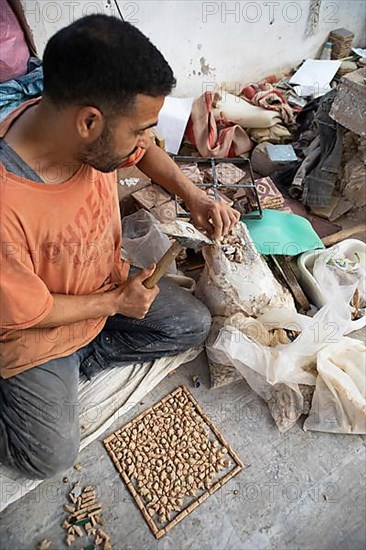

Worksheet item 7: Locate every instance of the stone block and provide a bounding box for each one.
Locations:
[330,68,366,136]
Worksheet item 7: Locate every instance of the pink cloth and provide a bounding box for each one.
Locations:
[186,92,253,158]
[0,0,29,83]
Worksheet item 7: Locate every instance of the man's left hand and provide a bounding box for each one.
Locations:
[185,191,241,240]
[136,144,240,239]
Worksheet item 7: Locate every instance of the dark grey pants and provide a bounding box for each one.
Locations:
[0,278,211,479]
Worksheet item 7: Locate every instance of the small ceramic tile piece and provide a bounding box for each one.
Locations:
[117,166,152,202]
[206,163,247,185]
[234,176,285,213]
[150,200,188,223]
[62,483,112,548]
[118,179,152,203]
[219,229,246,263]
[104,385,244,539]
[179,163,204,184]
[266,144,298,163]
[254,176,285,209]
[132,184,172,210]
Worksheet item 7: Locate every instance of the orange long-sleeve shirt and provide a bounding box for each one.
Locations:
[0,99,145,377]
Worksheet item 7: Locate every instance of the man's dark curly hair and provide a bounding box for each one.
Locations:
[42,15,176,114]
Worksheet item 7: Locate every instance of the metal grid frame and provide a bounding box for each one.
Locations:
[172,156,263,220]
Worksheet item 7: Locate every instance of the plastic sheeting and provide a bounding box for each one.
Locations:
[0,57,43,122]
[208,294,365,432]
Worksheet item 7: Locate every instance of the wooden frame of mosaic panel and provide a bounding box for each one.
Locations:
[104,385,244,539]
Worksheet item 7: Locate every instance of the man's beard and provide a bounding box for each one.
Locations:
[78,125,125,173]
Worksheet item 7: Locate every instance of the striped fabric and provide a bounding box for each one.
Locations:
[241,82,296,126]
[185,92,253,158]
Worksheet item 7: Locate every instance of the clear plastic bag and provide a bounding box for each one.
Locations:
[312,243,366,331]
[122,210,177,274]
[208,295,356,432]
[304,338,366,434]
[206,317,243,388]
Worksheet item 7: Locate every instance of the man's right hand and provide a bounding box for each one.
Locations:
[114,265,160,319]
[34,265,160,329]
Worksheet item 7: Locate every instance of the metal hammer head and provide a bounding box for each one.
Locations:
[158,220,213,251]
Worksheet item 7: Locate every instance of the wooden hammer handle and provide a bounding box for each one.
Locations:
[322,223,366,247]
[143,241,184,289]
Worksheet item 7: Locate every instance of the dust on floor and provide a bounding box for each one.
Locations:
[1,352,365,550]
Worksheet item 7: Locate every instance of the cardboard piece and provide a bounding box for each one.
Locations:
[310,196,339,219]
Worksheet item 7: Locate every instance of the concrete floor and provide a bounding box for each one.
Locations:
[1,351,365,550]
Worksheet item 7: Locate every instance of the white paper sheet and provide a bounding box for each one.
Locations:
[290,59,342,97]
[156,96,194,154]
[352,47,366,58]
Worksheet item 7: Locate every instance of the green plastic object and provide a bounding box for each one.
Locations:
[243,209,325,256]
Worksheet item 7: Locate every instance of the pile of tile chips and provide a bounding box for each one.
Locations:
[104,385,243,539]
[62,483,112,549]
[219,228,246,263]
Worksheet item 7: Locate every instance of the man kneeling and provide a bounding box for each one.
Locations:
[0,15,239,479]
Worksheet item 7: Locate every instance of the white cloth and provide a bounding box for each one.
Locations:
[0,347,200,512]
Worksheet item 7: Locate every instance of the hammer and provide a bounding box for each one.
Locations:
[143,220,213,289]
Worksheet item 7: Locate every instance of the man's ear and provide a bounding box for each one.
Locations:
[75,106,104,142]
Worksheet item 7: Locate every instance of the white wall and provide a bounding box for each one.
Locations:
[22,0,366,96]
